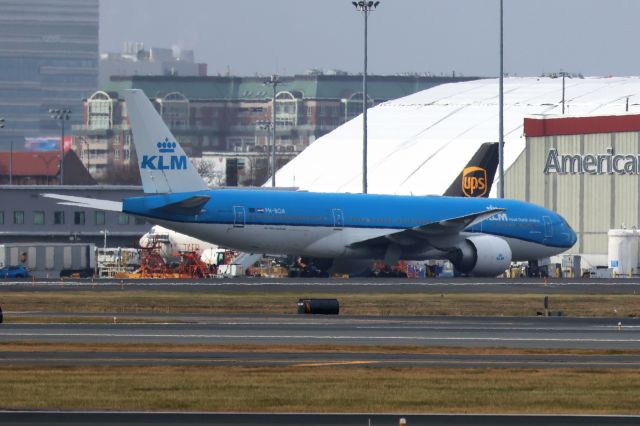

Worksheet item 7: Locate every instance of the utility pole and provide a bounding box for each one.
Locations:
[353,1,380,194]
[49,109,71,185]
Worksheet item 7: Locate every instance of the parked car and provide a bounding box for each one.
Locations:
[0,265,29,278]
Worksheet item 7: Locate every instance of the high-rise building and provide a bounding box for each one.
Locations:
[0,0,99,145]
[99,42,208,87]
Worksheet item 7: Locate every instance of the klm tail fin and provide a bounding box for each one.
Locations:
[443,142,499,198]
[123,89,207,194]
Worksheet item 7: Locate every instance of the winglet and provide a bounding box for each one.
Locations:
[123,89,208,194]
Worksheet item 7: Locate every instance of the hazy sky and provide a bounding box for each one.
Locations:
[100,0,640,77]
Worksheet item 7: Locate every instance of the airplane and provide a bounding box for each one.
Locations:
[44,89,577,277]
[139,141,499,274]
[139,224,224,265]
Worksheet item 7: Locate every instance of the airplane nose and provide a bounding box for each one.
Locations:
[567,225,577,247]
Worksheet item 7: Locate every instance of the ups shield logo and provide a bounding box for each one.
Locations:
[462,166,487,197]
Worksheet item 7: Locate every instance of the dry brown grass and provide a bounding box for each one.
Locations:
[1,291,639,317]
[1,341,638,356]
[0,365,638,413]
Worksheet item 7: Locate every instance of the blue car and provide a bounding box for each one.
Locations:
[0,266,29,278]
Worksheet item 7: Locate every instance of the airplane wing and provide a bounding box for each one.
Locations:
[41,193,123,212]
[348,208,505,249]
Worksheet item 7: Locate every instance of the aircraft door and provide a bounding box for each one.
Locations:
[332,208,344,229]
[543,216,552,238]
[233,206,246,228]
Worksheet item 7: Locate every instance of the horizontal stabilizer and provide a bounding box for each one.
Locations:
[152,195,210,216]
[41,193,123,212]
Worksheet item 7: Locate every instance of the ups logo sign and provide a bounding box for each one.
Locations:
[462,166,487,197]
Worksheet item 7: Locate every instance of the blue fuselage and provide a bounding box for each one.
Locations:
[122,189,576,261]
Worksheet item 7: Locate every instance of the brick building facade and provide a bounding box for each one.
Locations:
[72,74,479,181]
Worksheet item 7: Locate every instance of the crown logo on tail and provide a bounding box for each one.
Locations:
[157,137,177,153]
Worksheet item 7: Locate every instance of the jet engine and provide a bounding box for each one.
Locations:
[449,235,512,277]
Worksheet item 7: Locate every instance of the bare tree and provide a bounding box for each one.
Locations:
[194,158,224,187]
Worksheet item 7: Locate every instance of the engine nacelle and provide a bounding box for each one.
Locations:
[449,235,512,277]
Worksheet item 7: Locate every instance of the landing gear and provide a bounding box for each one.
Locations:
[288,257,331,278]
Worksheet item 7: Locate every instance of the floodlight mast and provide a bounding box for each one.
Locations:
[353,0,380,194]
[49,108,71,185]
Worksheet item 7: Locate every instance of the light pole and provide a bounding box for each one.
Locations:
[353,1,379,194]
[81,137,90,174]
[498,0,504,199]
[561,70,566,114]
[256,119,272,182]
[264,75,279,187]
[49,108,71,185]
[0,118,7,185]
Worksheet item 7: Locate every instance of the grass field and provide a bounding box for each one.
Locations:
[1,365,639,413]
[2,341,639,355]
[1,290,639,318]
[1,288,638,413]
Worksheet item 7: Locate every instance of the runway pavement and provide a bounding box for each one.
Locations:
[1,277,640,294]
[0,412,638,426]
[1,315,638,349]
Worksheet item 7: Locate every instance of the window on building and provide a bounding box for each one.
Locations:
[13,211,24,225]
[0,211,4,225]
[87,91,113,130]
[33,211,45,225]
[124,149,130,161]
[74,211,85,225]
[117,214,130,225]
[160,92,189,128]
[114,149,120,160]
[54,211,65,225]
[134,216,146,225]
[95,211,105,226]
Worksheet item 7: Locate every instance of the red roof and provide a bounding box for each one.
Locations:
[524,114,640,137]
[0,152,61,176]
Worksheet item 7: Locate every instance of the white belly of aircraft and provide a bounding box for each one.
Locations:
[147,219,565,262]
[149,220,392,258]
